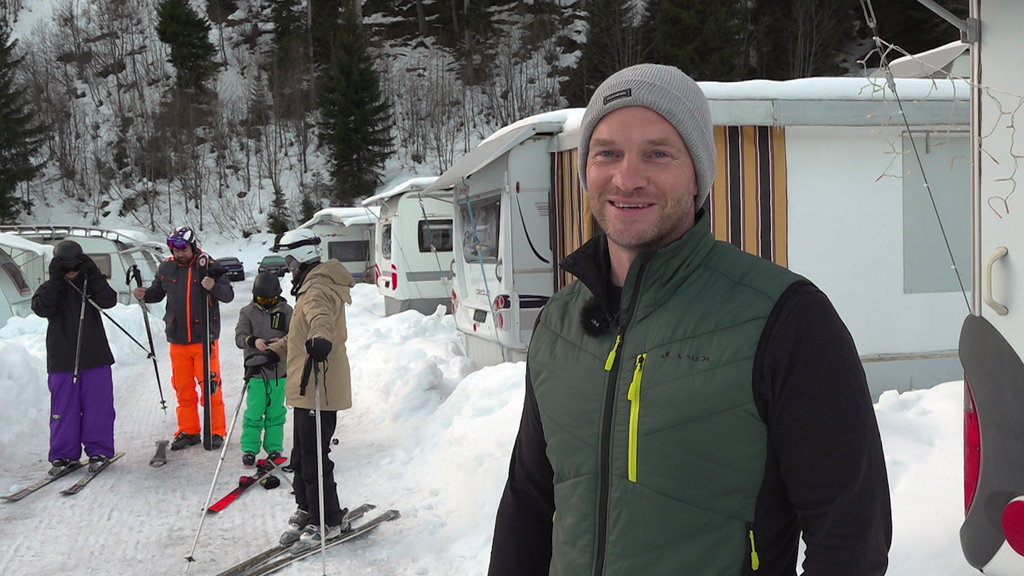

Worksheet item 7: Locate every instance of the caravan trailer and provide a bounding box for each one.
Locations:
[435,79,969,398]
[958,2,1024,574]
[362,176,455,316]
[0,232,50,293]
[0,245,33,328]
[419,110,584,365]
[0,225,164,305]
[296,207,379,283]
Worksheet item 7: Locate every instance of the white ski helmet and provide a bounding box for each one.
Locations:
[273,228,322,271]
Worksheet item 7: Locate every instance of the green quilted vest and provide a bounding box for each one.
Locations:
[530,217,802,576]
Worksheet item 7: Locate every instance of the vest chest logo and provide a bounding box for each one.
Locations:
[660,350,712,362]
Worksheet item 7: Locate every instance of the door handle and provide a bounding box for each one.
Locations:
[983,246,1009,315]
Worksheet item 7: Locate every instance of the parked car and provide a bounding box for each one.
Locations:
[217,256,245,281]
[258,254,288,277]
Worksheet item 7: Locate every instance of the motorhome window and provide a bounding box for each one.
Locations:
[1,262,30,296]
[419,220,453,253]
[328,240,369,263]
[381,225,393,260]
[461,198,500,263]
[89,253,113,278]
[902,133,970,294]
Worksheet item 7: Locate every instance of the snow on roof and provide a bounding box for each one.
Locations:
[298,206,380,229]
[0,233,50,255]
[698,76,968,101]
[362,176,441,206]
[483,108,585,146]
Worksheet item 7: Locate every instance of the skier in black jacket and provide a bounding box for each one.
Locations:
[31,240,118,475]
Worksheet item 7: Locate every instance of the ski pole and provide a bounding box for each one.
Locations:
[312,358,328,576]
[65,280,154,356]
[127,265,168,413]
[71,274,88,385]
[182,355,264,573]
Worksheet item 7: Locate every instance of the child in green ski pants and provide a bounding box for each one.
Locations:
[234,272,293,467]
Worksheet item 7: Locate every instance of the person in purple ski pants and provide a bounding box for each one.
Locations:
[30,240,118,476]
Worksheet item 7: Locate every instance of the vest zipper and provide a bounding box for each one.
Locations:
[594,260,647,576]
[627,353,647,482]
[745,522,760,573]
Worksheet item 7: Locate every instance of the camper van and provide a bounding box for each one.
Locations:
[363,176,455,316]
[0,232,50,293]
[958,2,1024,575]
[419,110,583,365]
[0,225,164,305]
[296,207,379,283]
[433,79,969,397]
[0,245,33,328]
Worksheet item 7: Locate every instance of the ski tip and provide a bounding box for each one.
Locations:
[155,440,169,448]
[149,461,167,468]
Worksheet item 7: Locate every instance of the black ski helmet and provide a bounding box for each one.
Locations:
[252,272,282,299]
[54,240,83,262]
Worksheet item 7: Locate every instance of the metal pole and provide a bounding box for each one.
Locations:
[71,275,88,385]
[312,360,328,575]
[182,377,249,573]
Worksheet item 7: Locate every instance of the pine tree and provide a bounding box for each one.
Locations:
[0,24,47,223]
[156,0,218,91]
[567,0,643,106]
[316,6,394,204]
[653,0,744,81]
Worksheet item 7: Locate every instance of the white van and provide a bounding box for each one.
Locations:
[296,207,380,283]
[0,225,164,305]
[363,176,455,316]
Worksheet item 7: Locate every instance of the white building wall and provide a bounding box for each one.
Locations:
[784,125,966,357]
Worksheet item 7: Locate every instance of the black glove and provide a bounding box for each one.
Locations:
[264,349,281,368]
[78,255,101,279]
[305,337,332,362]
[48,257,65,282]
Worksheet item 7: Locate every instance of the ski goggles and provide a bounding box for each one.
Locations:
[166,237,191,250]
[256,295,279,306]
[60,259,84,273]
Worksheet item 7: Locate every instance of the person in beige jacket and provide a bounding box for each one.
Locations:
[264,228,355,553]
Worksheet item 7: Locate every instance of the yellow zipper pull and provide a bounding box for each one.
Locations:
[604,334,622,371]
[748,529,760,571]
[627,354,646,482]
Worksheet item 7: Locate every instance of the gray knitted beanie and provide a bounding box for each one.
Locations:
[578,64,715,208]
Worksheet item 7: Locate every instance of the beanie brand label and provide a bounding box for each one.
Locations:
[603,88,632,105]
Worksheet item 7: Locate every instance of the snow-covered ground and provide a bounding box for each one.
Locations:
[0,233,978,575]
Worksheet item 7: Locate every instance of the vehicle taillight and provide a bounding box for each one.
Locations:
[451,290,457,310]
[374,264,381,285]
[965,377,981,513]
[391,264,398,291]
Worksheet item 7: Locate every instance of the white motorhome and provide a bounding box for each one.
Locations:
[957,2,1024,574]
[0,232,50,293]
[419,110,583,365]
[296,207,380,283]
[362,176,455,316]
[0,245,34,328]
[0,225,164,305]
[433,79,969,397]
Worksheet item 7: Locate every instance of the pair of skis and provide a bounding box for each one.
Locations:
[213,503,400,576]
[1,452,125,502]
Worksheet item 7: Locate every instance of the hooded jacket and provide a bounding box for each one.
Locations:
[269,259,354,411]
[31,256,117,373]
[141,253,234,344]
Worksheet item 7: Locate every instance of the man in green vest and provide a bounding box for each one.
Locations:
[487,64,891,576]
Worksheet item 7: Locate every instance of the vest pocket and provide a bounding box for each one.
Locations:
[626,353,647,482]
[743,521,760,574]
